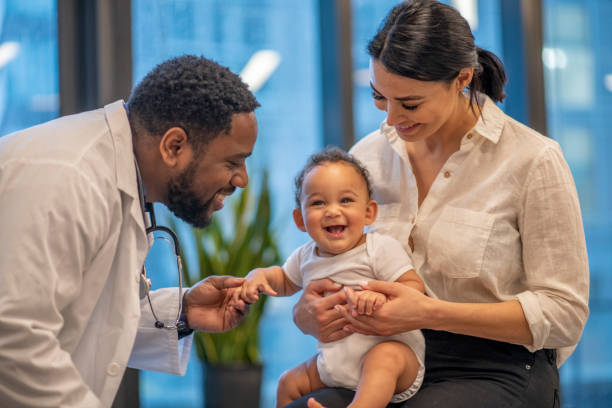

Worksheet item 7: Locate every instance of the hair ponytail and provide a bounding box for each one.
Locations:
[471,47,507,103]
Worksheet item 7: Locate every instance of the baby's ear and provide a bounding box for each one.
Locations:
[292,208,307,232]
[364,199,378,226]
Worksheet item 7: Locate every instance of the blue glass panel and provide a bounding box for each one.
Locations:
[542,0,612,406]
[0,0,58,137]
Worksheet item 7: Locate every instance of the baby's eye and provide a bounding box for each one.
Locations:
[340,197,354,203]
[311,200,325,206]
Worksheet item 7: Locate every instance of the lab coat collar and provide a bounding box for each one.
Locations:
[104,100,146,233]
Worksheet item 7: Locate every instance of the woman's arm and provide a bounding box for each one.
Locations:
[339,280,533,345]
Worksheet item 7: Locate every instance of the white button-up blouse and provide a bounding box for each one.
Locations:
[350,95,589,366]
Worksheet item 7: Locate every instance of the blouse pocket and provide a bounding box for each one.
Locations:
[427,206,495,278]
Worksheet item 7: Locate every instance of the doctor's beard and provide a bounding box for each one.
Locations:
[165,161,216,228]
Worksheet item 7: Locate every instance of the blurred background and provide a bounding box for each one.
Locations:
[0,0,610,406]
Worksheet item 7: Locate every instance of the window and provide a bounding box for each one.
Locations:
[543,1,612,405]
[0,0,58,137]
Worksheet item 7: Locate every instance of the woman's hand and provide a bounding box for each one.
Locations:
[292,278,350,343]
[339,280,432,336]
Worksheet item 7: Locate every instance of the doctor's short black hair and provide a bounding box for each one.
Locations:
[127,55,259,148]
[294,146,373,208]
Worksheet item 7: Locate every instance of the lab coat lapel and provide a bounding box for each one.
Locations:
[103,101,147,239]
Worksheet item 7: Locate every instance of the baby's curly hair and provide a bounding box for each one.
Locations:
[127,55,259,148]
[294,146,373,208]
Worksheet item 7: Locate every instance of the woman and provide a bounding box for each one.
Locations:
[288,1,589,407]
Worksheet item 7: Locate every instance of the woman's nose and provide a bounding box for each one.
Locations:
[385,102,403,126]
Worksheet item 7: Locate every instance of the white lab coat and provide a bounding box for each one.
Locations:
[0,101,193,407]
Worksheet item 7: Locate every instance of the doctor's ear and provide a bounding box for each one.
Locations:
[159,127,191,167]
[293,208,307,232]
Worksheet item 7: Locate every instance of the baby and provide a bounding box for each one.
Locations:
[239,147,425,408]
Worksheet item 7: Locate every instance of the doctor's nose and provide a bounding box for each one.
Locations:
[231,163,248,188]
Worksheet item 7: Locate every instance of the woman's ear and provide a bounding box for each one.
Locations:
[159,127,191,167]
[364,199,378,226]
[455,67,474,92]
[292,208,307,232]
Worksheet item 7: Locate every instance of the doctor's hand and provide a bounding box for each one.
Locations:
[184,275,250,333]
[292,278,350,343]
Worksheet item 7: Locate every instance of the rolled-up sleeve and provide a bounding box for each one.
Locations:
[517,145,589,352]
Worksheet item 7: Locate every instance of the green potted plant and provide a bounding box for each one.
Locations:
[171,173,282,408]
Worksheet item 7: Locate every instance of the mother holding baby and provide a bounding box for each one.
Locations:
[289,1,589,407]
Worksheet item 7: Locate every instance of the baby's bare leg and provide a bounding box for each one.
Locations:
[276,354,326,408]
[349,341,420,408]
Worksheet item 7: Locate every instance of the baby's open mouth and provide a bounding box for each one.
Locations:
[325,225,346,236]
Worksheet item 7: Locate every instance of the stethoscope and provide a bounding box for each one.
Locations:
[135,158,186,331]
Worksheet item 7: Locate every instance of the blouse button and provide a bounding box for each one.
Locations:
[467,133,473,139]
[443,171,451,178]
[107,362,121,376]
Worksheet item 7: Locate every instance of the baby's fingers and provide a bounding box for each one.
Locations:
[258,282,278,297]
[365,298,375,315]
[241,285,259,303]
[357,295,367,315]
[374,295,387,311]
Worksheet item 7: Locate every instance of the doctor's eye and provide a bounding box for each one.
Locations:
[227,159,243,169]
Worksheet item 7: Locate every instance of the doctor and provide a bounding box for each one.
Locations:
[0,55,259,407]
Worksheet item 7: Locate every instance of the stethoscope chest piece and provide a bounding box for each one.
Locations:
[139,273,152,300]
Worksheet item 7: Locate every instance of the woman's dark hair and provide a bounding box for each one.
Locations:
[294,146,373,208]
[127,55,259,149]
[368,0,506,105]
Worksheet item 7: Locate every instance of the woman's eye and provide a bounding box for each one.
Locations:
[402,104,419,111]
[372,92,385,101]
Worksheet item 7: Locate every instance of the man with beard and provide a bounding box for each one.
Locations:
[0,55,259,407]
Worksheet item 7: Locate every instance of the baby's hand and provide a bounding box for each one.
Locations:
[228,287,249,314]
[240,269,278,304]
[351,289,387,315]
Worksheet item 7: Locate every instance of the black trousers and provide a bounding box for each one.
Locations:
[286,330,560,408]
